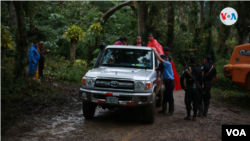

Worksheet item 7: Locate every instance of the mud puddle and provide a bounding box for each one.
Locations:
[2,90,250,141]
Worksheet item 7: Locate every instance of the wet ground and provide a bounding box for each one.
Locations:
[2,90,250,141]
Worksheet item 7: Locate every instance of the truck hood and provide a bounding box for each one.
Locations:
[85,67,153,80]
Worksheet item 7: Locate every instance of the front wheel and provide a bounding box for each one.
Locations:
[143,93,156,124]
[82,101,97,119]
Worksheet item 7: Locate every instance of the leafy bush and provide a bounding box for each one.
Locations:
[44,56,88,83]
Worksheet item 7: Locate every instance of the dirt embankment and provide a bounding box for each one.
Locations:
[2,90,250,141]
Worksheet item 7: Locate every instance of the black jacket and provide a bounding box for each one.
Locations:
[180,65,202,89]
[201,62,217,83]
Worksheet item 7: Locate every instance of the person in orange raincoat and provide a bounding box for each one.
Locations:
[163,46,182,91]
[147,33,164,54]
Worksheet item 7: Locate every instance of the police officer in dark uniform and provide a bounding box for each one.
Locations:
[200,55,218,116]
[180,57,202,121]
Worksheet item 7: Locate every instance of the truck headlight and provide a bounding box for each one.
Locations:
[82,77,95,87]
[135,81,152,90]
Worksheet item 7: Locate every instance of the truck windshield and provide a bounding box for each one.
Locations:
[100,48,153,69]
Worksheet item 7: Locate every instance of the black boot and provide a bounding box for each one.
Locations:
[197,104,203,117]
[165,103,174,115]
[158,103,167,114]
[192,115,196,121]
[203,105,209,116]
[184,110,191,120]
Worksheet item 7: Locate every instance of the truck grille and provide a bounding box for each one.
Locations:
[95,79,134,89]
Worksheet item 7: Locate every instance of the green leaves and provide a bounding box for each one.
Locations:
[1,25,15,50]
[88,23,103,37]
[63,25,85,42]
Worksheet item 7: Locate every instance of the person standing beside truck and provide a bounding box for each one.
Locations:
[163,46,182,91]
[180,57,202,121]
[200,55,218,117]
[152,48,175,115]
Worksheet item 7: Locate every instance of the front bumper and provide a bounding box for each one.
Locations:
[79,88,154,106]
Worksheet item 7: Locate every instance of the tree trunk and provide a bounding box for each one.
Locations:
[188,2,198,34]
[235,1,250,45]
[137,1,148,38]
[199,1,204,26]
[1,49,5,84]
[13,1,29,79]
[146,2,161,40]
[8,1,17,28]
[166,2,175,48]
[218,1,231,55]
[86,37,99,65]
[204,1,216,61]
[70,40,77,65]
[178,3,183,23]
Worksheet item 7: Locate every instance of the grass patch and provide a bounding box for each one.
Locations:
[212,87,250,109]
[211,58,250,109]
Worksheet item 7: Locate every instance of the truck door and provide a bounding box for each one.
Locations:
[155,54,162,93]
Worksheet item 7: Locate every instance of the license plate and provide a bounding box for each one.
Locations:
[106,96,118,104]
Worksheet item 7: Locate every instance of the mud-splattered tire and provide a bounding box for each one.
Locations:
[143,93,156,124]
[156,86,163,107]
[82,101,97,119]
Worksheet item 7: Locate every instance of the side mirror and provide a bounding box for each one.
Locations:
[99,42,105,51]
[94,42,105,68]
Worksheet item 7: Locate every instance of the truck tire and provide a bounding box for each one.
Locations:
[82,101,97,119]
[156,86,163,107]
[143,93,156,124]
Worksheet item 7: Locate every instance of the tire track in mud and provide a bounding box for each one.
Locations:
[2,90,250,141]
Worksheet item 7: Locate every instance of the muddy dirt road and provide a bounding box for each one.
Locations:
[2,90,250,141]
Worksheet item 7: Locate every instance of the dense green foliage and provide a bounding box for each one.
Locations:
[1,1,250,107]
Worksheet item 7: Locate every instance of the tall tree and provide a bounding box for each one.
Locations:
[178,2,184,23]
[218,1,231,55]
[8,1,17,29]
[235,1,250,45]
[13,1,29,79]
[188,2,198,33]
[204,1,216,61]
[199,1,204,26]
[137,1,148,38]
[146,2,162,40]
[63,25,85,65]
[166,2,175,48]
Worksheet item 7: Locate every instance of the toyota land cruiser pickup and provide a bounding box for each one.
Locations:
[79,44,164,123]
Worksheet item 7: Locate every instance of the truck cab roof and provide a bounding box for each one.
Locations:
[106,45,152,50]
